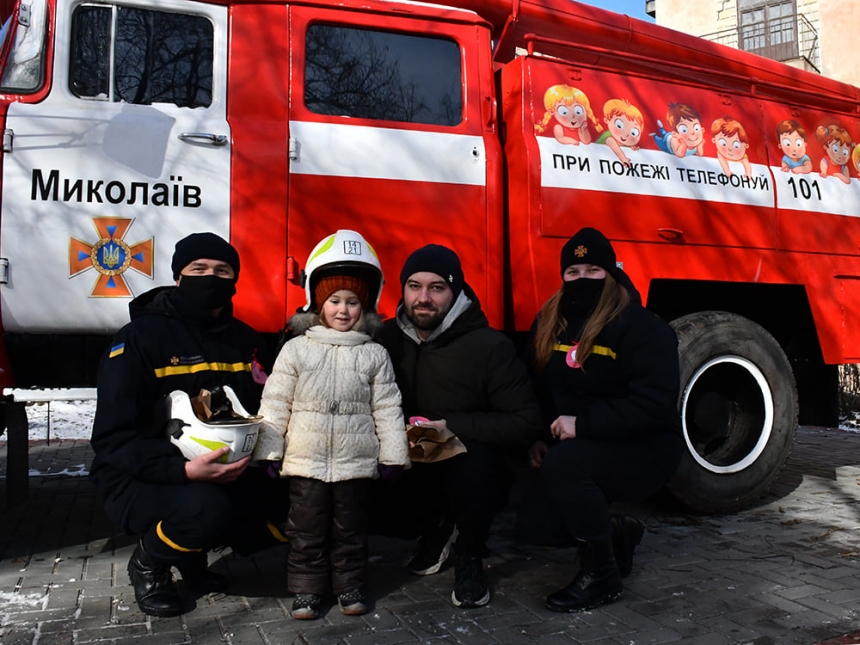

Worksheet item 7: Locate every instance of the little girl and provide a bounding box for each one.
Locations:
[534,84,602,146]
[252,229,410,620]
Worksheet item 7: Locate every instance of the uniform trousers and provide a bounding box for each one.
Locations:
[518,433,683,544]
[122,467,289,567]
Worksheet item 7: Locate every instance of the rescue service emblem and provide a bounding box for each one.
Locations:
[574,245,587,258]
[69,217,154,297]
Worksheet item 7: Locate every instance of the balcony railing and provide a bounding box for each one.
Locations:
[700,12,819,73]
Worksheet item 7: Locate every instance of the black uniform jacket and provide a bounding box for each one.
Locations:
[536,301,682,443]
[378,284,542,452]
[89,286,270,526]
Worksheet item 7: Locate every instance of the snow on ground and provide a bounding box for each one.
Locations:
[24,398,97,442]
[840,409,860,432]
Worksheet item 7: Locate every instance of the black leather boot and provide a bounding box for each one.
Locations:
[546,539,623,613]
[127,541,194,617]
[177,553,229,594]
[611,515,645,579]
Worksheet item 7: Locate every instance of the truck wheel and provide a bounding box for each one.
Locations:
[668,311,798,513]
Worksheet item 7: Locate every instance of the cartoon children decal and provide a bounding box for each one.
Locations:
[711,116,752,178]
[816,124,852,184]
[776,120,812,174]
[652,103,705,157]
[852,144,860,179]
[597,98,644,165]
[535,85,603,145]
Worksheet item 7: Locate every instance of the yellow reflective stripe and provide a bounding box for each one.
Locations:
[267,521,289,543]
[308,234,335,263]
[552,343,616,360]
[153,361,252,378]
[592,345,617,359]
[156,520,203,553]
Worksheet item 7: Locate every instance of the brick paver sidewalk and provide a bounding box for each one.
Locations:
[1,426,860,644]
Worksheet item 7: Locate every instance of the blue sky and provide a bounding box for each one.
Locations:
[577,0,654,22]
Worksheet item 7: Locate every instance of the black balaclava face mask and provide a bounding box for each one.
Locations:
[177,275,237,312]
[561,277,606,318]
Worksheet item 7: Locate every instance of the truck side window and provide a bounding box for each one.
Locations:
[305,24,461,127]
[70,4,213,108]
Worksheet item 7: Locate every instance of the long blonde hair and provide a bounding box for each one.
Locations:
[535,85,602,133]
[532,273,630,371]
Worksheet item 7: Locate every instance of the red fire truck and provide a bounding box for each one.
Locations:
[0,0,856,512]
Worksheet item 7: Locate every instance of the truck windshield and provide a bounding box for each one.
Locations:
[0,0,48,93]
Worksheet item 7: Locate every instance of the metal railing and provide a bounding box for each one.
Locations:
[700,12,819,73]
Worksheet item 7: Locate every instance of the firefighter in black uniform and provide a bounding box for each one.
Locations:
[522,227,683,613]
[89,232,288,618]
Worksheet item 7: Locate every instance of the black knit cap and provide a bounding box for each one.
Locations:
[560,227,617,278]
[171,232,240,280]
[399,244,464,298]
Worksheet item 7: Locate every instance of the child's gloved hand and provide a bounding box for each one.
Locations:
[257,460,281,479]
[377,464,404,482]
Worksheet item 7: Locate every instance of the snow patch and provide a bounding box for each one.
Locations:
[0,591,48,608]
[23,398,96,441]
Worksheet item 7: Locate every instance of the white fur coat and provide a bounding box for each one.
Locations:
[252,314,409,481]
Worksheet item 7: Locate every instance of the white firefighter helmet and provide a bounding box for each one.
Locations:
[302,229,384,312]
[165,386,261,464]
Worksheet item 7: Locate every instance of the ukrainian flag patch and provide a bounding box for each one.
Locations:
[109,343,125,358]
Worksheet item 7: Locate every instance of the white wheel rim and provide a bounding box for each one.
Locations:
[681,355,774,474]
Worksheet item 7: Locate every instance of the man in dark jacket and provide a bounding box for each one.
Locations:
[89,233,288,618]
[375,244,542,609]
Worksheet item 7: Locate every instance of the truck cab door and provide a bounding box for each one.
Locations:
[0,0,231,333]
[285,6,500,320]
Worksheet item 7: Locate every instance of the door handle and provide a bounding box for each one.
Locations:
[178,132,228,147]
[657,228,685,242]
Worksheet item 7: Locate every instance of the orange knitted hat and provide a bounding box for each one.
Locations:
[314,275,370,310]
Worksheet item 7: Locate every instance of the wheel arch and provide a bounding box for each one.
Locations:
[645,279,837,428]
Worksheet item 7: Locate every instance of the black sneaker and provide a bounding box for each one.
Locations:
[408,520,457,576]
[338,588,369,616]
[291,593,323,620]
[451,555,490,608]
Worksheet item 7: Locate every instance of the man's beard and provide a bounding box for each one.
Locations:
[405,302,446,331]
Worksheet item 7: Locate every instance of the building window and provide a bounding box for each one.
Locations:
[304,24,462,127]
[738,0,798,61]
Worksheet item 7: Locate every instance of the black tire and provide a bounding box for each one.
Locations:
[668,311,798,513]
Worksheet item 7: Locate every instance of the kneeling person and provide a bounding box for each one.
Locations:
[374,244,542,608]
[89,232,288,618]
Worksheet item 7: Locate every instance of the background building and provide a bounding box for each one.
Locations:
[647,0,860,87]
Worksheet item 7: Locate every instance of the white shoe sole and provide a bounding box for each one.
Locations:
[409,526,458,576]
[451,588,490,608]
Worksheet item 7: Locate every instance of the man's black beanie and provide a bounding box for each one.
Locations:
[560,227,617,278]
[171,232,240,280]
[399,244,464,298]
